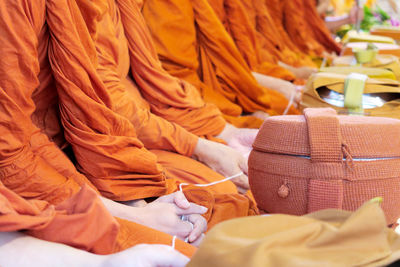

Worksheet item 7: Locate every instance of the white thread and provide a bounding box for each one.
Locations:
[178,171,244,243]
[178,172,244,192]
[283,88,296,115]
[171,235,177,249]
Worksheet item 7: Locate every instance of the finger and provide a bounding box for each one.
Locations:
[173,191,190,209]
[233,174,250,191]
[154,192,175,203]
[175,202,208,216]
[190,233,205,247]
[237,185,249,195]
[175,220,193,239]
[238,155,248,175]
[187,214,207,243]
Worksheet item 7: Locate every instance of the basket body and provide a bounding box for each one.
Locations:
[249,108,400,224]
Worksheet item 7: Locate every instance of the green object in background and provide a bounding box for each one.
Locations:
[344,73,368,113]
[337,6,392,37]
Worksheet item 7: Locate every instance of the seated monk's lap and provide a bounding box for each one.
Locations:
[151,150,238,195]
[114,218,196,258]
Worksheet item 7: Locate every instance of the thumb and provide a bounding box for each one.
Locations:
[238,154,248,175]
[173,190,190,209]
[155,191,189,209]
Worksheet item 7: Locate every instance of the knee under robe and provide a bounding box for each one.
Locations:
[142,0,299,129]
[0,181,196,257]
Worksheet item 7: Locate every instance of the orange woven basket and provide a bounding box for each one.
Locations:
[248,108,400,225]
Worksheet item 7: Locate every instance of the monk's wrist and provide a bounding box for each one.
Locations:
[215,123,237,143]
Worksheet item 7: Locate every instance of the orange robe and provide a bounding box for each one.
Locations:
[142,0,299,129]
[303,0,342,54]
[241,0,318,68]
[279,0,341,56]
[0,0,256,243]
[205,0,296,81]
[0,181,196,257]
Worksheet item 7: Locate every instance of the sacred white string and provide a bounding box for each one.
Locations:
[171,171,244,248]
[283,87,296,115]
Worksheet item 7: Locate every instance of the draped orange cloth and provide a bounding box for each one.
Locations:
[279,0,341,56]
[142,0,299,129]
[303,0,342,54]
[0,181,196,257]
[205,0,296,81]
[242,0,318,68]
[0,0,256,247]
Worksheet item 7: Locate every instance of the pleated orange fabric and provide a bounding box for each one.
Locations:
[52,0,258,223]
[205,0,296,81]
[0,0,255,255]
[302,0,342,54]
[115,0,226,138]
[0,183,118,254]
[0,0,96,205]
[142,0,299,128]
[0,181,196,257]
[280,0,341,56]
[281,0,326,57]
[243,0,318,68]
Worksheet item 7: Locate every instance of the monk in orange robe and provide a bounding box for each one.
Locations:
[0,0,257,251]
[266,0,316,60]
[206,0,317,81]
[0,180,195,260]
[241,0,319,69]
[278,0,341,57]
[205,0,296,81]
[142,0,299,129]
[303,0,342,54]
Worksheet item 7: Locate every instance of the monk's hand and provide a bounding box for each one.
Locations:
[216,124,258,159]
[154,191,191,209]
[136,194,208,240]
[251,110,270,120]
[193,138,250,194]
[102,244,189,267]
[154,191,207,245]
[291,66,317,80]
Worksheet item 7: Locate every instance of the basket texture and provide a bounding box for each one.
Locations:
[249,108,400,224]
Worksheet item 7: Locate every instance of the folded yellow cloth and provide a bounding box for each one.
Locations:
[343,31,395,44]
[320,66,397,80]
[188,201,400,267]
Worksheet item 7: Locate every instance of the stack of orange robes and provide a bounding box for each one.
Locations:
[0,0,257,244]
[142,0,299,129]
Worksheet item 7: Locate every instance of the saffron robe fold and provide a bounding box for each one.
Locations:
[0,0,256,237]
[280,0,342,56]
[303,0,342,54]
[0,181,196,257]
[142,0,299,128]
[205,0,296,81]
[241,0,318,68]
[114,0,227,138]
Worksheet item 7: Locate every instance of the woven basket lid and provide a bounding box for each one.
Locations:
[253,114,400,159]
